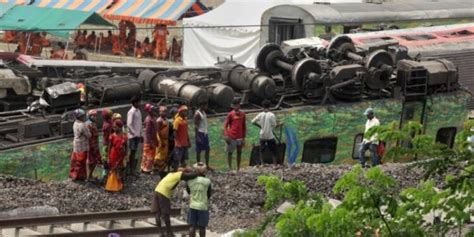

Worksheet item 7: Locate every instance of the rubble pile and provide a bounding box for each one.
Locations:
[0,163,431,233]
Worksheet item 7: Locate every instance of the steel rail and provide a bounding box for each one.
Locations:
[26,225,190,237]
[0,209,181,228]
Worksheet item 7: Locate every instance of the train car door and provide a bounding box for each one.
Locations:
[268,17,304,45]
[399,100,427,150]
[400,100,426,128]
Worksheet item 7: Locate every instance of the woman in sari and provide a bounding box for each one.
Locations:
[70,109,91,181]
[141,104,158,173]
[86,109,101,182]
[154,106,170,176]
[106,120,127,192]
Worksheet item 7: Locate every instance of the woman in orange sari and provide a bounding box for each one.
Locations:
[4,31,17,43]
[111,34,125,56]
[154,106,170,175]
[140,104,158,173]
[30,33,43,56]
[18,32,27,54]
[142,37,154,57]
[106,119,127,192]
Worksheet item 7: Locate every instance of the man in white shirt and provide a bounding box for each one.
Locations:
[127,95,143,176]
[252,100,278,165]
[194,102,211,169]
[359,107,381,167]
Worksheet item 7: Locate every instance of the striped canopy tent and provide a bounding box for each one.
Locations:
[0,0,30,5]
[0,4,113,38]
[31,0,113,13]
[181,1,208,19]
[103,0,196,25]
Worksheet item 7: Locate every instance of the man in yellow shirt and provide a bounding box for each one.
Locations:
[151,167,197,236]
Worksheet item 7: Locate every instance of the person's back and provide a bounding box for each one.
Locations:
[73,120,90,152]
[187,176,211,211]
[156,171,183,198]
[255,111,276,140]
[186,162,211,237]
[252,107,278,165]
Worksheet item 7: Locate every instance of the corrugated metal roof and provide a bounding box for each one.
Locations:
[268,1,474,24]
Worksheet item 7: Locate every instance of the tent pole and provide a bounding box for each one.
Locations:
[94,37,98,53]
[168,38,173,62]
[134,39,137,58]
[64,39,70,60]
[25,32,31,54]
[98,36,102,54]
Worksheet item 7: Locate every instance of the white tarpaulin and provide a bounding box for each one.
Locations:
[183,0,333,67]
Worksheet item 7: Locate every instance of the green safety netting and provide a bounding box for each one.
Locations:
[0,3,113,38]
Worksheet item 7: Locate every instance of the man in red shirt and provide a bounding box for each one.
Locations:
[224,99,246,171]
[173,105,191,170]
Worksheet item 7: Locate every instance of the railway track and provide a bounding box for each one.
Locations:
[0,208,189,237]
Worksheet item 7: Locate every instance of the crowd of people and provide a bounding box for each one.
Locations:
[69,94,276,236]
[68,96,282,236]
[71,20,182,61]
[66,86,387,230]
[67,94,386,236]
[2,20,182,62]
[68,97,211,236]
[69,97,282,186]
[4,31,51,56]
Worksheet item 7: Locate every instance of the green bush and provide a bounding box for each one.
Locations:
[249,121,474,237]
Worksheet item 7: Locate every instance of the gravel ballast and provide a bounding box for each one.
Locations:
[0,163,431,233]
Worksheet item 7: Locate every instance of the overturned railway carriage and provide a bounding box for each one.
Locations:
[347,23,474,108]
[0,28,471,180]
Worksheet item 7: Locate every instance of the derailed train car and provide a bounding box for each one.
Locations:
[347,23,474,108]
[0,26,471,180]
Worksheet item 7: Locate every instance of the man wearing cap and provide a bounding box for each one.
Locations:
[359,108,381,167]
[70,109,91,181]
[127,96,142,176]
[173,105,191,170]
[186,162,212,237]
[224,99,246,171]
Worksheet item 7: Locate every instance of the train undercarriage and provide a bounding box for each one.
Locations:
[0,35,463,150]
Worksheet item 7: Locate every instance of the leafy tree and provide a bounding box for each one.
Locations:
[243,121,473,237]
